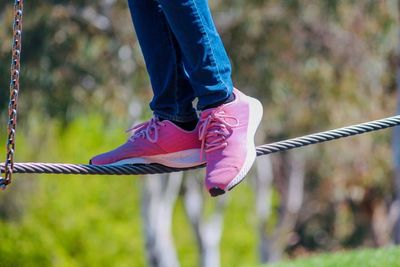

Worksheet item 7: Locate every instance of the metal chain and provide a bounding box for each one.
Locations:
[1,0,24,189]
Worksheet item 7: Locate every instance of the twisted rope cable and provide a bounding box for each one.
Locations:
[1,114,400,178]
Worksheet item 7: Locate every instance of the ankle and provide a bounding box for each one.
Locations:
[159,117,199,131]
[202,93,235,110]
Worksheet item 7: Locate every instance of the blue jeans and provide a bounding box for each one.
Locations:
[128,0,233,122]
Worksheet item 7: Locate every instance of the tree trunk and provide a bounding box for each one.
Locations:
[141,172,183,267]
[392,4,400,242]
[183,171,227,267]
[254,152,305,263]
[392,69,400,244]
[253,155,274,263]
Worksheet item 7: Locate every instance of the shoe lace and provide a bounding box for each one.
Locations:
[198,109,239,156]
[126,117,165,143]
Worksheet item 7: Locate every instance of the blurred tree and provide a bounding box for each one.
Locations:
[141,172,182,267]
[0,0,150,124]
[391,0,400,244]
[183,171,228,267]
[253,152,305,263]
[214,0,398,256]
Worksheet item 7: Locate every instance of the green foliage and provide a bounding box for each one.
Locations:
[0,117,262,267]
[0,0,149,122]
[0,116,146,267]
[0,177,146,267]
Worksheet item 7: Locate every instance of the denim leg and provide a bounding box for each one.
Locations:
[128,0,198,122]
[157,0,233,110]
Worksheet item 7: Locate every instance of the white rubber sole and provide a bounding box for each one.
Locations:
[225,96,263,191]
[105,149,206,168]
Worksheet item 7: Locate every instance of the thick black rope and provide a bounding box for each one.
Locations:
[1,114,399,179]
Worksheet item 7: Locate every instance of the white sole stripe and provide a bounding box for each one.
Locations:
[105,149,205,168]
[226,96,263,190]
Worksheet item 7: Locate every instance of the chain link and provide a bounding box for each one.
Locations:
[1,0,24,189]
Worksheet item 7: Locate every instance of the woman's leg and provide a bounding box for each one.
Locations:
[128,0,198,122]
[157,0,234,110]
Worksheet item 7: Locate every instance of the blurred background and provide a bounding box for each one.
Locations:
[1,0,400,266]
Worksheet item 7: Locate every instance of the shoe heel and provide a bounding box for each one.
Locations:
[225,96,264,191]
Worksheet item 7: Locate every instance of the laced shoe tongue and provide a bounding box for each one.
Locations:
[126,117,163,143]
[205,120,229,143]
[199,109,239,154]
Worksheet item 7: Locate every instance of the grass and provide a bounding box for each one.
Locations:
[264,246,400,267]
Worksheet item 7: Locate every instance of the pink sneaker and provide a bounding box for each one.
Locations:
[199,88,263,196]
[90,117,205,168]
